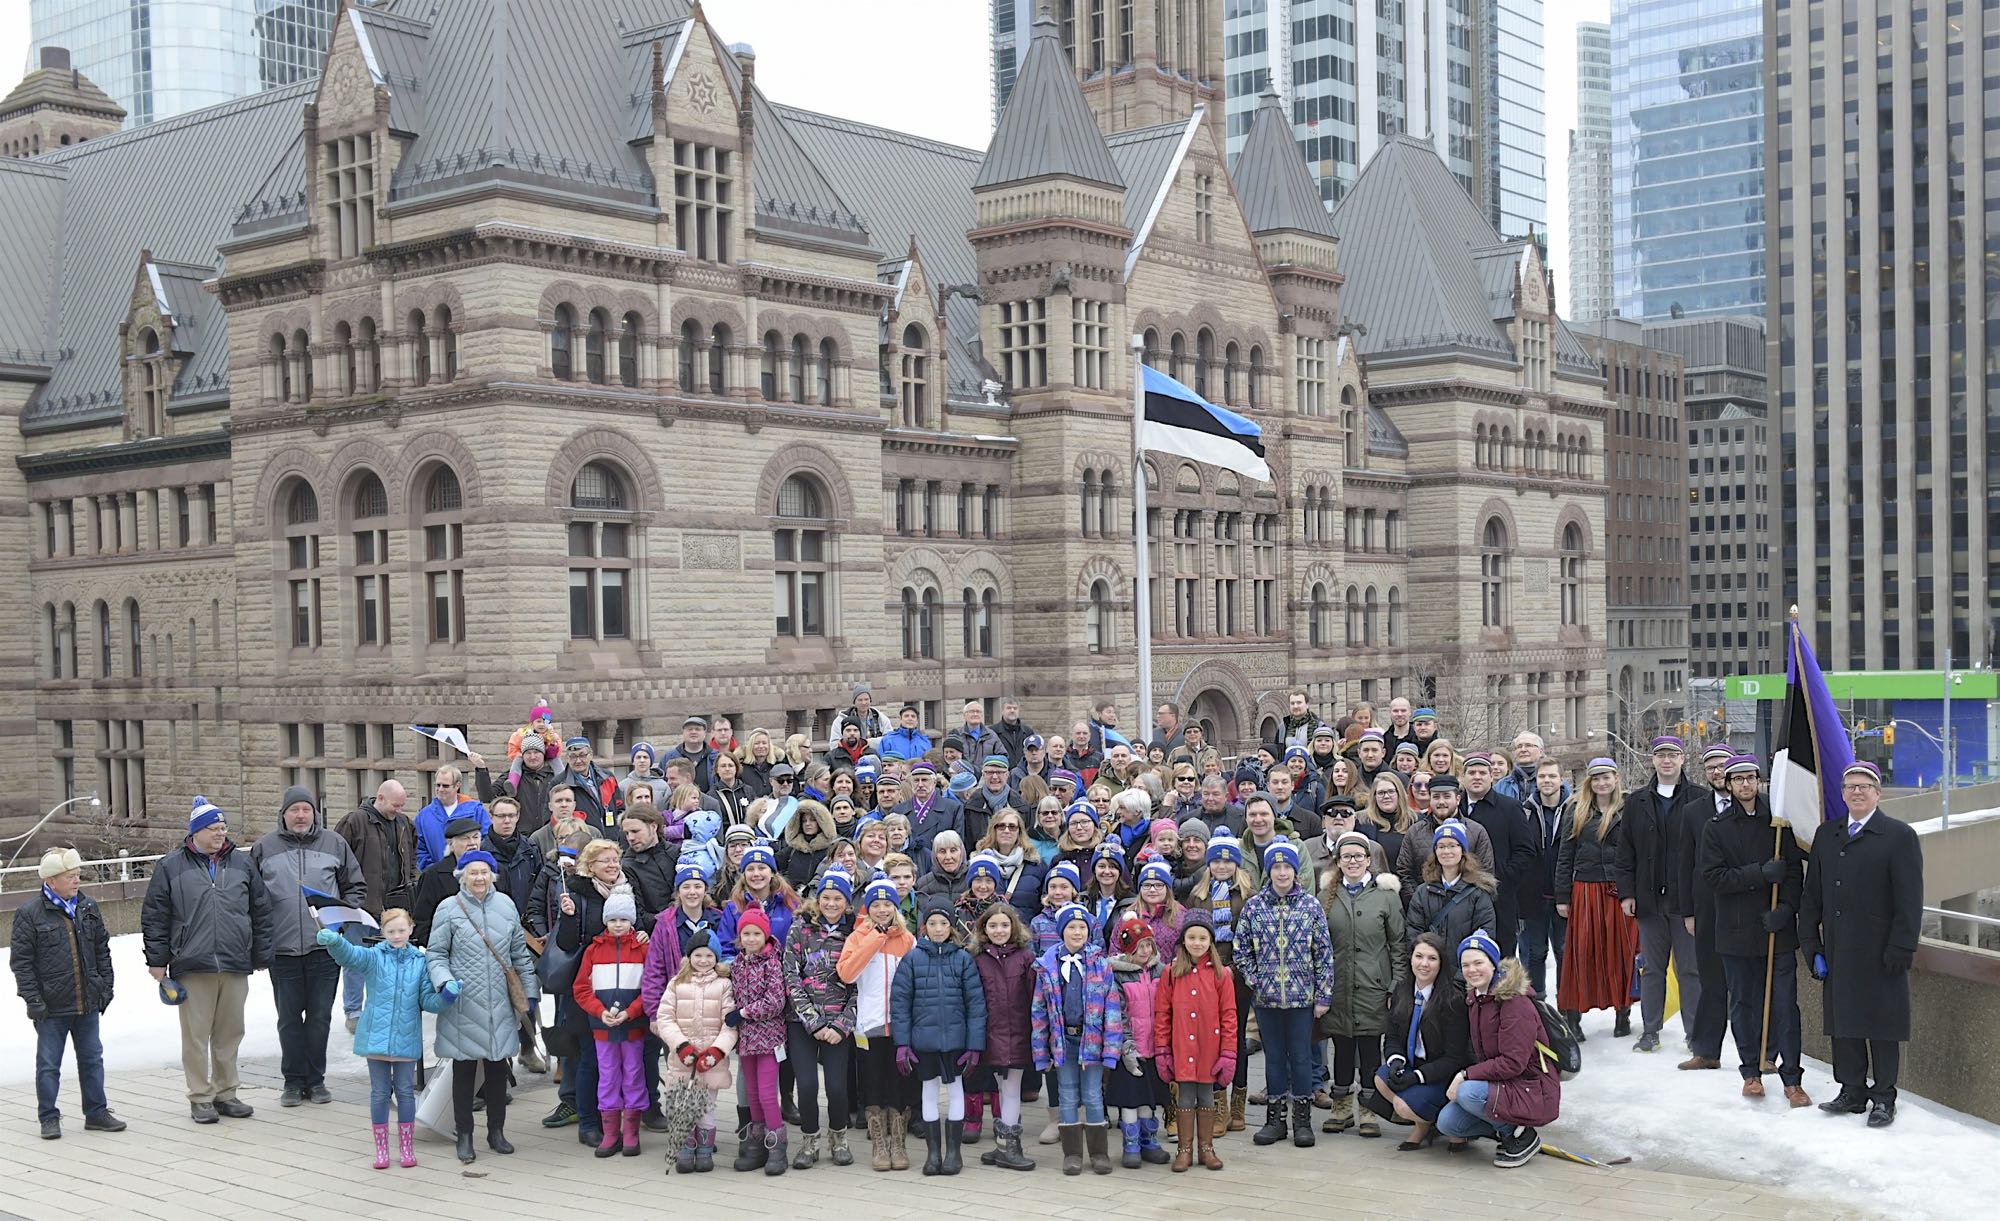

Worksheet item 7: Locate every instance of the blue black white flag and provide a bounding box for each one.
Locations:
[1770,618,1852,850]
[1138,365,1270,482]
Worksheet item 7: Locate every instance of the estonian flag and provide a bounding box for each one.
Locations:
[302,883,379,933]
[1139,365,1271,481]
[1769,618,1852,850]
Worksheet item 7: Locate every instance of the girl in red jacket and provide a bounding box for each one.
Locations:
[573,884,649,1159]
[1151,909,1237,1172]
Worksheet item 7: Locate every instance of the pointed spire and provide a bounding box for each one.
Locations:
[975,7,1122,191]
[1231,89,1336,238]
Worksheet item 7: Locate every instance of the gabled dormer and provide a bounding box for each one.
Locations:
[1487,239,1555,394]
[646,7,752,271]
[303,2,426,264]
[118,251,198,439]
[879,237,949,432]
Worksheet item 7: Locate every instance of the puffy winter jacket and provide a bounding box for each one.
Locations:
[320,932,444,1060]
[426,888,538,1062]
[1464,965,1560,1127]
[838,920,914,1037]
[891,935,988,1054]
[1234,884,1336,1009]
[251,822,365,959]
[141,841,272,976]
[1109,955,1162,1058]
[639,904,724,1014]
[334,801,418,918]
[11,889,113,1018]
[783,914,855,1034]
[574,930,649,1043]
[413,797,490,873]
[1402,879,1497,981]
[974,940,1035,1068]
[1029,944,1123,1070]
[729,945,789,1056]
[1319,875,1408,1039]
[1151,957,1238,1082]
[656,969,737,1088]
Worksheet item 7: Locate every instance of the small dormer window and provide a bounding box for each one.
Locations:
[672,141,732,264]
[133,327,166,436]
[323,133,375,260]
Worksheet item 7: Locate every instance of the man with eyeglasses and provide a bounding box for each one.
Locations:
[552,736,622,828]
[1492,732,1545,802]
[414,765,489,872]
[1800,761,1922,1128]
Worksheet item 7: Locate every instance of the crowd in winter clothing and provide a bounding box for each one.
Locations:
[11,687,1921,1178]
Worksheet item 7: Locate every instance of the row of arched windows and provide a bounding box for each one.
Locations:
[552,305,642,387]
[899,585,999,660]
[1079,468,1118,537]
[1474,422,1593,478]
[270,307,455,403]
[41,598,140,680]
[1141,327,1263,411]
[1304,584,1405,650]
[766,329,838,407]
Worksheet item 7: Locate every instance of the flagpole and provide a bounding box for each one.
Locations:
[1131,336,1153,740]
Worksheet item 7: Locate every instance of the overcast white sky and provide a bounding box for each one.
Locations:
[1,0,1606,311]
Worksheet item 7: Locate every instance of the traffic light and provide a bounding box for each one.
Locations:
[1882,724,1896,747]
[1856,720,1868,732]
[1696,719,1708,736]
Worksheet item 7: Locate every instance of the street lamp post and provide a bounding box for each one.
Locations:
[2,793,104,871]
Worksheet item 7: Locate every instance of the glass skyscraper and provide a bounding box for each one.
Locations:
[30,0,340,126]
[1484,0,1545,238]
[1611,0,1765,321]
[1568,21,1613,322]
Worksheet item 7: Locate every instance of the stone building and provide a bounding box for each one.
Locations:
[0,47,126,159]
[0,0,1606,844]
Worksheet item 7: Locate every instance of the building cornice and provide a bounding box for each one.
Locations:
[16,429,231,480]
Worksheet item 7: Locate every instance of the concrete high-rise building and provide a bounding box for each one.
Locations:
[989,0,1531,221]
[28,0,341,126]
[1612,0,1765,321]
[1644,315,1770,681]
[1577,318,1690,741]
[1768,1,1994,671]
[1568,21,1612,323]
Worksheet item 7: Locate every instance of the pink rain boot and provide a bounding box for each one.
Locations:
[371,1123,391,1170]
[397,1122,417,1167]
[620,1108,642,1157]
[963,1091,985,1145]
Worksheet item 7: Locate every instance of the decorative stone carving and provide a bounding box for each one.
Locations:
[682,533,740,570]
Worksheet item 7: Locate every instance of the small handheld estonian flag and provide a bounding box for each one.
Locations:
[1138,365,1271,482]
[303,883,380,933]
[410,725,470,755]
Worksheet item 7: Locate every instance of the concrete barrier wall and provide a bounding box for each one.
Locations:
[1799,938,2000,1125]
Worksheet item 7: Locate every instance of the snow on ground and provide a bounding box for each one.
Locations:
[1546,1006,1999,1221]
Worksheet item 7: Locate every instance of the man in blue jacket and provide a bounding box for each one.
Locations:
[414,764,489,871]
[142,798,273,1124]
[880,704,934,762]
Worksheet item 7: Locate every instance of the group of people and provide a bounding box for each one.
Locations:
[11,688,1923,1186]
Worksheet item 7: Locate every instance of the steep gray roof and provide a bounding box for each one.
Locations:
[974,9,1122,191]
[1230,90,1335,238]
[349,3,431,135]
[0,159,68,363]
[21,82,311,429]
[1107,120,1190,235]
[1328,134,1594,372]
[149,259,229,405]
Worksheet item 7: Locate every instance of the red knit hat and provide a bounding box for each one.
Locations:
[1113,913,1156,957]
[737,907,773,941]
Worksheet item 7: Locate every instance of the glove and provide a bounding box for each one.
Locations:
[1810,953,1829,981]
[694,1046,725,1073]
[955,1050,981,1074]
[1882,946,1914,975]
[438,980,461,1005]
[676,1041,696,1066]
[724,1008,742,1029]
[1120,1048,1142,1077]
[1758,857,1787,883]
[1156,1054,1175,1084]
[896,1046,918,1076]
[315,927,341,947]
[1382,1053,1413,1091]
[1212,1055,1236,1085]
[25,1004,46,1024]
[1759,906,1792,934]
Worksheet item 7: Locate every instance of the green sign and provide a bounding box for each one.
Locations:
[1724,670,1999,702]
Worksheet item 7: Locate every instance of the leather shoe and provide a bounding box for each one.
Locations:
[279,1088,303,1108]
[1741,1078,1765,1098]
[1784,1085,1812,1109]
[455,1131,476,1163]
[39,1117,60,1140]
[1867,1101,1896,1128]
[1677,1056,1721,1071]
[1819,1090,1868,1115]
[84,1112,126,1132]
[641,1106,671,1133]
[190,1103,218,1124]
[213,1098,254,1119]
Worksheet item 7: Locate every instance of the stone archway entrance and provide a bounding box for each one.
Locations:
[1186,689,1243,753]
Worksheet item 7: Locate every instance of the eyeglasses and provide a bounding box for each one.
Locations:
[1840,782,1878,793]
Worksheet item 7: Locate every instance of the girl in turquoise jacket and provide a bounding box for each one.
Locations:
[318,908,448,1170]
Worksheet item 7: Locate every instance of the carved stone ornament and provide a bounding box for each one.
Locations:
[685,71,719,117]
[682,532,741,570]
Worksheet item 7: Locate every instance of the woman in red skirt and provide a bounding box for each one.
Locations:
[1554,758,1635,1039]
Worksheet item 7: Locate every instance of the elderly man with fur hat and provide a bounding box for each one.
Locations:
[13,846,124,1140]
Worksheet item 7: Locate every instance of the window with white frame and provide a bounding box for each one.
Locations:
[772,475,830,638]
[1295,336,1327,416]
[323,133,375,260]
[351,472,390,647]
[283,481,321,649]
[673,141,732,263]
[568,462,633,641]
[420,467,465,644]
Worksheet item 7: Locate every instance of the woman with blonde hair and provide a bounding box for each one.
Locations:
[784,733,813,768]
[1403,826,1496,982]
[738,729,778,799]
[1421,739,1461,780]
[1554,758,1634,1038]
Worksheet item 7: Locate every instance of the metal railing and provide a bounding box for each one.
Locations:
[0,851,164,892]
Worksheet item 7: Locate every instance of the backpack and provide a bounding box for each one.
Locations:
[1530,996,1583,1080]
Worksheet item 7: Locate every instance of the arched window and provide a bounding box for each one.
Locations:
[358,317,380,391]
[772,474,829,638]
[1387,586,1404,646]
[1481,517,1510,627]
[961,587,987,657]
[1475,423,1488,467]
[586,308,609,384]
[1087,578,1112,653]
[1340,384,1361,467]
[1142,327,1161,370]
[920,587,940,659]
[1560,522,1585,626]
[126,598,142,675]
[551,304,576,381]
[95,600,112,677]
[762,330,782,400]
[1309,582,1330,648]
[351,472,390,646]
[1097,469,1116,536]
[271,333,292,402]
[1194,327,1214,399]
[1169,332,1186,382]
[1247,344,1262,408]
[436,306,457,381]
[1577,435,1591,478]
[420,467,464,644]
[293,327,313,400]
[709,324,730,394]
[620,312,642,387]
[677,320,699,391]
[406,312,428,386]
[817,337,835,404]
[334,322,355,396]
[282,480,321,649]
[1500,426,1513,470]
[901,587,922,659]
[900,324,928,427]
[1317,485,1335,542]
[568,462,633,641]
[1223,340,1239,404]
[44,603,57,677]
[58,603,77,678]
[1344,584,1362,646]
[789,335,809,402]
[1363,585,1379,646]
[1081,470,1099,535]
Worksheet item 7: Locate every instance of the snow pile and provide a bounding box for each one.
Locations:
[1548,1007,1998,1221]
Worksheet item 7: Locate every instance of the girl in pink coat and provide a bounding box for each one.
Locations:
[655,931,737,1173]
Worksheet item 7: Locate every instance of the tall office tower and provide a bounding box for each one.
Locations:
[29,0,342,126]
[991,0,1520,216]
[1768,1,1995,670]
[1568,21,1612,322]
[1612,0,1765,321]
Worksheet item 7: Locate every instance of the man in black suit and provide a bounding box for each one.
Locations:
[1800,761,1923,1128]
[1459,751,1536,960]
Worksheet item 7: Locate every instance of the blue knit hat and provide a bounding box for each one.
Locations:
[861,877,899,909]
[1136,859,1174,891]
[675,860,708,889]
[1090,840,1126,866]
[1432,821,1469,850]
[740,843,777,872]
[818,869,854,900]
[630,740,657,767]
[188,796,224,835]
[455,849,498,874]
[1047,860,1083,892]
[1411,708,1437,722]
[982,754,1010,771]
[1205,833,1243,866]
[1458,929,1502,970]
[564,735,591,750]
[855,756,881,783]
[1064,799,1098,821]
[1261,839,1301,874]
[1053,902,1093,938]
[966,854,1005,886]
[1283,744,1309,762]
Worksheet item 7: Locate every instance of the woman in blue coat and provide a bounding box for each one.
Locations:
[320,909,447,1168]
[892,898,989,1176]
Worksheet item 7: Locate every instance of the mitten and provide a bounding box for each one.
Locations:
[725,1008,742,1028]
[438,980,461,1005]
[1212,1054,1236,1085]
[895,1046,918,1076]
[1155,1054,1175,1084]
[1120,1048,1142,1076]
[315,927,341,947]
[676,1041,696,1065]
[955,1050,981,1074]
[695,1046,725,1073]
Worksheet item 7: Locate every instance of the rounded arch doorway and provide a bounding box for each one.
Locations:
[1186,689,1243,754]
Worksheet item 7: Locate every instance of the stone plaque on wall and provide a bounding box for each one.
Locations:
[682,533,742,570]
